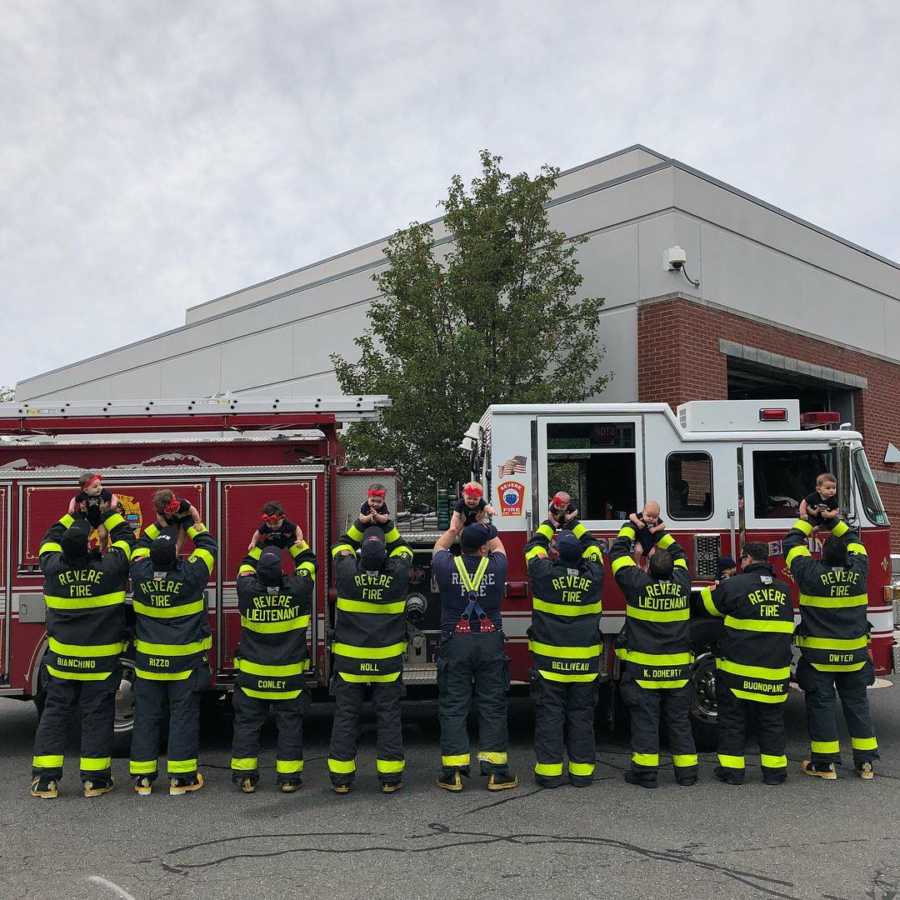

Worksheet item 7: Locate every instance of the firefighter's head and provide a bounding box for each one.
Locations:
[461,523,494,556]
[740,543,768,569]
[648,547,674,579]
[360,526,387,570]
[257,545,283,586]
[822,534,849,567]
[61,519,91,564]
[555,532,583,566]
[149,528,178,570]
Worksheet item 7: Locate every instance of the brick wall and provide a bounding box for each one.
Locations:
[637,296,900,549]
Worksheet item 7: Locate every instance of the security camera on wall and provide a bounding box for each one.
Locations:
[664,246,687,270]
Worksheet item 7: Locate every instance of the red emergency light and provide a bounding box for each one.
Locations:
[800,411,842,429]
[758,408,788,422]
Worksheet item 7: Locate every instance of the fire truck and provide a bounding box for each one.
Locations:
[0,396,894,745]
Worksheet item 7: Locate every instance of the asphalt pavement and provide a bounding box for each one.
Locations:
[1,683,899,900]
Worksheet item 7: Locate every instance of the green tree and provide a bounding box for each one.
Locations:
[332,150,608,505]
[0,386,13,402]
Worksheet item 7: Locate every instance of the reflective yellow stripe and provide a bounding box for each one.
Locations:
[144,523,161,540]
[582,546,604,562]
[846,542,867,556]
[238,564,257,576]
[811,740,840,754]
[477,751,507,765]
[611,556,635,574]
[760,754,787,768]
[535,762,563,777]
[241,614,310,634]
[336,597,407,615]
[532,597,601,617]
[725,615,795,634]
[189,548,215,574]
[186,523,207,539]
[832,520,850,537]
[674,558,688,570]
[332,641,406,659]
[296,561,316,579]
[627,604,690,623]
[672,754,698,768]
[538,669,599,683]
[717,659,790,680]
[851,736,878,751]
[635,679,689,689]
[328,758,356,774]
[240,687,303,700]
[337,671,401,683]
[230,757,258,771]
[44,591,126,610]
[528,640,601,659]
[656,533,674,549]
[129,759,158,774]
[717,754,745,769]
[48,638,125,657]
[376,759,405,774]
[389,545,413,559]
[570,522,587,539]
[46,665,111,681]
[103,513,125,531]
[384,527,401,544]
[59,514,75,528]
[347,524,365,541]
[730,688,788,704]
[785,545,811,566]
[39,541,63,555]
[810,661,866,672]
[536,523,555,541]
[525,545,547,562]
[617,649,692,666]
[700,586,721,617]
[33,754,64,768]
[111,540,132,560]
[796,635,868,651]
[237,658,309,677]
[167,758,197,774]
[618,525,636,540]
[135,636,211,656]
[134,668,192,681]
[792,519,814,536]
[80,756,111,772]
[453,555,490,593]
[289,540,309,558]
[132,547,150,560]
[332,544,355,558]
[276,759,304,774]
[568,761,595,776]
[442,754,470,767]
[133,598,206,619]
[799,593,868,609]
[247,546,262,560]
[632,752,658,767]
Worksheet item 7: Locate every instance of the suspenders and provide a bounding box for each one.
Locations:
[452,556,495,634]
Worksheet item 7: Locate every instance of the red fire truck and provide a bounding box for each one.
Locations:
[0,396,894,744]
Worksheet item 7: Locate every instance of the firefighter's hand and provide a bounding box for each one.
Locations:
[294,525,304,544]
[629,512,645,529]
[188,504,201,524]
[564,508,579,523]
[99,498,112,515]
[822,508,839,519]
[649,521,666,534]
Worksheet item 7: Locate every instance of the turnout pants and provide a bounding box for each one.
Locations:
[129,667,207,781]
[533,675,597,786]
[32,670,118,782]
[716,683,787,783]
[438,631,510,776]
[797,658,878,767]
[327,676,404,785]
[620,677,697,783]
[230,687,305,784]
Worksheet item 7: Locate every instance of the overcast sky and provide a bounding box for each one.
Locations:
[2,0,898,390]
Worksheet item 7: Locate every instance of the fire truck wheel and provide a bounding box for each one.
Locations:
[689,652,719,752]
[111,661,137,758]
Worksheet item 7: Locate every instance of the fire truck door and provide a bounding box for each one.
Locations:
[0,484,8,684]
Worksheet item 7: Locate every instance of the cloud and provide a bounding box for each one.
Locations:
[1,0,899,387]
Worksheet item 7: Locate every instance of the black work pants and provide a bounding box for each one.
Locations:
[129,667,207,781]
[437,631,510,775]
[620,677,697,784]
[230,687,305,784]
[327,676,404,785]
[716,683,787,783]
[533,675,597,786]
[32,669,118,782]
[797,658,878,767]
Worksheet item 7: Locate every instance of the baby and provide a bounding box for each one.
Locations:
[629,500,666,555]
[450,482,495,533]
[359,483,391,526]
[548,491,578,526]
[152,488,195,554]
[248,501,303,550]
[799,473,840,529]
[68,472,118,547]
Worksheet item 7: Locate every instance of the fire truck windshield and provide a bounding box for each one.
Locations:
[853,448,890,525]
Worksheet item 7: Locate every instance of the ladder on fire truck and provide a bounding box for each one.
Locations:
[0,396,391,434]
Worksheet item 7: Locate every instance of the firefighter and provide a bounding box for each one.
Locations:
[30,505,135,799]
[433,522,518,792]
[783,516,877,779]
[609,515,697,788]
[128,504,216,796]
[525,511,604,787]
[328,523,412,793]
[699,543,794,785]
[231,540,316,793]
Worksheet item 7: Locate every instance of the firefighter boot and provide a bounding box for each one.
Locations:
[83,777,114,798]
[486,771,519,792]
[133,776,153,797]
[280,779,302,794]
[856,762,875,781]
[170,772,205,796]
[437,768,467,792]
[381,780,403,794]
[801,760,837,780]
[240,777,257,794]
[30,776,59,799]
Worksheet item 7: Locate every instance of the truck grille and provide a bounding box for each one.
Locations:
[693,533,721,579]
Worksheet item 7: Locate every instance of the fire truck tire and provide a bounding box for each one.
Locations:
[689,652,719,751]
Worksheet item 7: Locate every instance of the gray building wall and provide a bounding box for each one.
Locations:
[16,146,900,402]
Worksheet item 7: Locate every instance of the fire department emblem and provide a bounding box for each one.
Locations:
[497,481,525,517]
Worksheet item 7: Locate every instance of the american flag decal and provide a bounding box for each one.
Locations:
[498,455,527,477]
